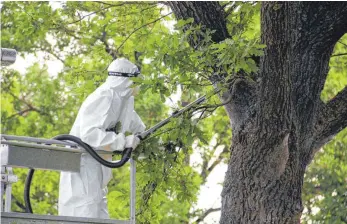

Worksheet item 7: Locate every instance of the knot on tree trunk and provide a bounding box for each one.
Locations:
[225,77,257,134]
[257,133,290,185]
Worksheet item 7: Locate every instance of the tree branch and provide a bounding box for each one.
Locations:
[195,207,221,223]
[48,50,65,63]
[12,194,26,211]
[40,39,66,63]
[68,2,154,25]
[168,2,230,43]
[259,2,347,138]
[195,94,233,111]
[100,26,118,59]
[7,92,34,109]
[50,25,82,40]
[312,86,347,150]
[67,5,115,25]
[207,147,228,173]
[116,12,173,53]
[224,4,237,18]
[329,4,347,42]
[6,108,38,120]
[94,1,157,7]
[303,2,347,46]
[5,92,50,118]
[200,146,228,184]
[167,1,236,107]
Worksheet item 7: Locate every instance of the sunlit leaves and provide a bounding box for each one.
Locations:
[1,2,203,222]
[2,1,345,223]
[303,34,347,223]
[302,129,347,223]
[210,38,265,74]
[321,34,347,102]
[1,64,77,214]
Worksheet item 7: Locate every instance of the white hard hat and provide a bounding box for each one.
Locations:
[107,58,140,77]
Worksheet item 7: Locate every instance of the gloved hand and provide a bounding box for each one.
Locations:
[110,133,126,151]
[125,135,141,150]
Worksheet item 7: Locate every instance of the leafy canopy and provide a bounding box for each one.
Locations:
[1,2,346,223]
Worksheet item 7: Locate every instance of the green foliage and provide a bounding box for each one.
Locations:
[1,64,77,137]
[1,2,346,223]
[302,34,347,224]
[302,129,347,224]
[321,34,347,102]
[1,2,205,222]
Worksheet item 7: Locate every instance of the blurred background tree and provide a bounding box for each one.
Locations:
[1,2,346,223]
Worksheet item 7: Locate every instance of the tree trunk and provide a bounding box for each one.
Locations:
[168,2,347,223]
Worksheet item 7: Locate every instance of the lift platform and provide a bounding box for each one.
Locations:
[1,212,131,224]
[0,134,136,224]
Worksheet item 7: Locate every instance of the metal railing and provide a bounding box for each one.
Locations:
[1,134,136,224]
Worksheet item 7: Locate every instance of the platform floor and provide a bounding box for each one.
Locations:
[1,212,130,224]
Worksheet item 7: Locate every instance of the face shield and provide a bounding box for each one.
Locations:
[108,72,144,96]
[107,58,145,96]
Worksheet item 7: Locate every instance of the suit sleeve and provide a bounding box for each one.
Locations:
[78,92,125,151]
[129,112,146,134]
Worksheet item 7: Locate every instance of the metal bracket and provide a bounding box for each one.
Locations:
[1,170,18,184]
[1,166,17,212]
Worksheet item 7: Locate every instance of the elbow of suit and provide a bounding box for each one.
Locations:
[80,127,102,148]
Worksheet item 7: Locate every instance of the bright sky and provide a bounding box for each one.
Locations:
[6,1,228,223]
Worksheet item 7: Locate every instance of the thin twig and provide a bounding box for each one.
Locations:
[338,41,347,48]
[224,4,237,18]
[49,25,82,39]
[331,52,347,57]
[145,127,178,141]
[6,92,50,117]
[116,12,173,52]
[221,2,234,9]
[100,26,118,59]
[195,95,232,110]
[7,92,32,109]
[206,147,228,173]
[6,108,36,120]
[48,51,65,63]
[180,82,213,87]
[195,207,221,223]
[94,1,156,7]
[41,40,65,63]
[68,5,115,25]
[12,194,26,211]
[68,1,151,25]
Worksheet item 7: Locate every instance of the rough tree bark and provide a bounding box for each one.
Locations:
[168,2,347,223]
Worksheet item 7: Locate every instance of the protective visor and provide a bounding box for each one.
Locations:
[108,71,140,77]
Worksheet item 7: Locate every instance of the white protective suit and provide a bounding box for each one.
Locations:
[59,58,146,218]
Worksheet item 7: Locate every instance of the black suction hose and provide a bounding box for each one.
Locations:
[24,169,34,213]
[53,135,133,168]
[24,134,133,213]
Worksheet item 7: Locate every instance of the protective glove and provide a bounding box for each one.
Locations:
[110,133,126,151]
[125,135,141,150]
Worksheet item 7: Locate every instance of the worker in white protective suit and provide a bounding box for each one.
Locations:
[59,58,146,218]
